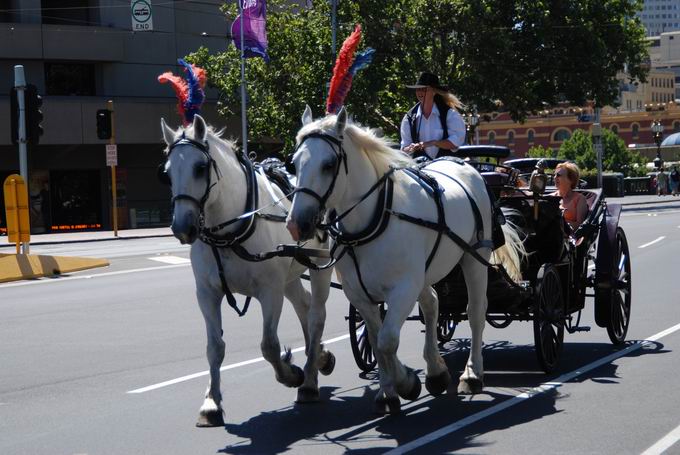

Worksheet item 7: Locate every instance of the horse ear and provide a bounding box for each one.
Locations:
[192,114,208,142]
[301,105,313,126]
[160,118,175,145]
[335,106,347,136]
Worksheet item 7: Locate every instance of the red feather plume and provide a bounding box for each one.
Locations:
[326,24,362,114]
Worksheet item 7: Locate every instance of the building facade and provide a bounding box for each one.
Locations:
[638,0,680,36]
[0,0,234,233]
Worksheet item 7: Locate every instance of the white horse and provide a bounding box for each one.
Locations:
[160,115,334,426]
[286,106,524,414]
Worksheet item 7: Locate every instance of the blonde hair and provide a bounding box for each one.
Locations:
[556,162,580,189]
[433,88,464,110]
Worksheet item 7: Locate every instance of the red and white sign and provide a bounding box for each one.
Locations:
[106,144,118,167]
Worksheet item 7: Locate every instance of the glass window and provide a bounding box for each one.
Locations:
[41,0,97,26]
[527,130,535,143]
[0,1,19,22]
[45,62,96,96]
[553,129,571,142]
[507,131,515,144]
[674,121,680,132]
[488,131,496,145]
[632,124,640,138]
[611,125,619,135]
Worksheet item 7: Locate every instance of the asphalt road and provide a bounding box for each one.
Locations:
[1,204,680,454]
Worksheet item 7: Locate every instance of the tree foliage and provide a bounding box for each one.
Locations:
[527,145,556,158]
[557,128,647,176]
[187,0,648,154]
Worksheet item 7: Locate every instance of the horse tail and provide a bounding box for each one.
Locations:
[491,209,527,282]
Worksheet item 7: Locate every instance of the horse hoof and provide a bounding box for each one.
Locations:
[289,364,305,388]
[397,368,421,401]
[373,395,401,415]
[296,386,320,403]
[196,410,225,427]
[425,370,452,396]
[319,351,336,376]
[458,377,484,395]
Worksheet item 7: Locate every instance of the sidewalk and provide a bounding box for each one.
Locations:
[1,194,679,248]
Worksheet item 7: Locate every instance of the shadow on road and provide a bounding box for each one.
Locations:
[218,338,668,454]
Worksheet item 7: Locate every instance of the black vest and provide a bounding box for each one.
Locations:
[406,98,453,159]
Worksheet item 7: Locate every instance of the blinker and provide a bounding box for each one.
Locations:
[157,163,171,186]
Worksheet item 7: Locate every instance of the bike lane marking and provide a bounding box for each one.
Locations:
[127,334,351,394]
[384,322,680,455]
[638,236,666,249]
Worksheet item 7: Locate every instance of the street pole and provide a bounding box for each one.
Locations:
[239,0,248,156]
[109,100,118,237]
[14,65,29,253]
[594,107,603,188]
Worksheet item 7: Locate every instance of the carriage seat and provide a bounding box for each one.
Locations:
[481,171,510,187]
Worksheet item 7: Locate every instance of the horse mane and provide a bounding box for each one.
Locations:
[163,123,237,168]
[296,114,413,177]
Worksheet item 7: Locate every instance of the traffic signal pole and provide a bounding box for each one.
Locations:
[14,65,29,253]
[108,100,118,237]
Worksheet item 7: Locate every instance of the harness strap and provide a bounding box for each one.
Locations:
[347,247,382,305]
[211,246,251,317]
[257,167,289,217]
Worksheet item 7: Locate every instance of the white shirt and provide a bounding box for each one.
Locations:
[400,103,466,159]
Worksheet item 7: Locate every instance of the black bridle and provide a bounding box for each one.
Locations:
[288,132,348,214]
[159,135,220,211]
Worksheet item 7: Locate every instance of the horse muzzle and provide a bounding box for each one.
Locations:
[171,210,199,244]
[286,210,318,242]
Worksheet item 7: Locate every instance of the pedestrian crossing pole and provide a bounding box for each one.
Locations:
[108,100,118,237]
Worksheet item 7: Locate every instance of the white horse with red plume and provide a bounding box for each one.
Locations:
[158,60,334,426]
[286,26,525,414]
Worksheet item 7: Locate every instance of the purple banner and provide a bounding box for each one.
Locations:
[231,0,269,62]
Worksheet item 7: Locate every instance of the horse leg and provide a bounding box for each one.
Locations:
[258,288,305,390]
[195,287,227,427]
[418,286,451,396]
[289,268,333,403]
[458,251,491,394]
[375,284,422,414]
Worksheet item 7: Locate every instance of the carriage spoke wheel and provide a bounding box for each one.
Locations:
[348,303,378,373]
[436,316,457,343]
[607,228,632,345]
[533,264,565,374]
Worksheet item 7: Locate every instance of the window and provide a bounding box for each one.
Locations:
[632,123,640,138]
[507,130,515,144]
[45,62,96,96]
[488,131,496,145]
[674,121,680,132]
[0,1,18,22]
[527,129,535,143]
[553,129,571,142]
[611,125,619,135]
[41,0,97,26]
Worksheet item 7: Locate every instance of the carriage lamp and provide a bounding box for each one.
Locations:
[530,160,547,220]
[652,120,664,168]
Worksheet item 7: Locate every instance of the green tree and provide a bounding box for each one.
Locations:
[526,145,555,158]
[188,0,648,153]
[557,128,646,176]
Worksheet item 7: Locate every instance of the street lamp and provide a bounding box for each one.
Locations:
[652,119,664,168]
[465,110,479,145]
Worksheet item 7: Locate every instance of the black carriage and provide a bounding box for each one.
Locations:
[348,146,631,373]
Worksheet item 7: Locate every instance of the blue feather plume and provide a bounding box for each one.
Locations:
[348,48,375,76]
[178,58,205,122]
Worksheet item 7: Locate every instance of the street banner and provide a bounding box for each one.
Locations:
[131,0,153,31]
[231,0,269,62]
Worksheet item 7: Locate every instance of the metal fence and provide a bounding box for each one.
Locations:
[624,177,653,195]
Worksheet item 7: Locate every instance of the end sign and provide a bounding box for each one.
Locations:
[131,0,153,31]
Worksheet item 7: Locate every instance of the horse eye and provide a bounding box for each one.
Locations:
[194,162,208,178]
[322,160,336,173]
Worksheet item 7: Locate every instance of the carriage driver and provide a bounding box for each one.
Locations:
[400,71,467,160]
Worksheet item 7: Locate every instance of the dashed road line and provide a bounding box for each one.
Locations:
[148,255,191,265]
[384,322,680,455]
[639,236,666,249]
[641,423,680,455]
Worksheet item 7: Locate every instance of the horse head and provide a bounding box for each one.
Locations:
[286,105,349,241]
[160,114,218,244]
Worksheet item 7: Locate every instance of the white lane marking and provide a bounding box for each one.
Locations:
[148,255,190,265]
[621,209,680,217]
[641,423,680,455]
[639,236,666,249]
[384,322,680,455]
[0,263,191,288]
[127,334,351,394]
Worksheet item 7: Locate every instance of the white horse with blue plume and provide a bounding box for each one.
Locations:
[158,61,334,426]
[286,105,526,414]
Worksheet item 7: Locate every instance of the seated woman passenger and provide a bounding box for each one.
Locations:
[552,162,588,230]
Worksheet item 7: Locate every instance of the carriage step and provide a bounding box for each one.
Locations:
[567,325,591,333]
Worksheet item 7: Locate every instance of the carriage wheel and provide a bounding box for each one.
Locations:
[348,303,378,373]
[533,264,565,374]
[436,316,457,343]
[606,228,632,345]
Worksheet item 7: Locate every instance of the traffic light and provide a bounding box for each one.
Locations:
[96,109,112,140]
[24,84,43,144]
[9,87,18,144]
